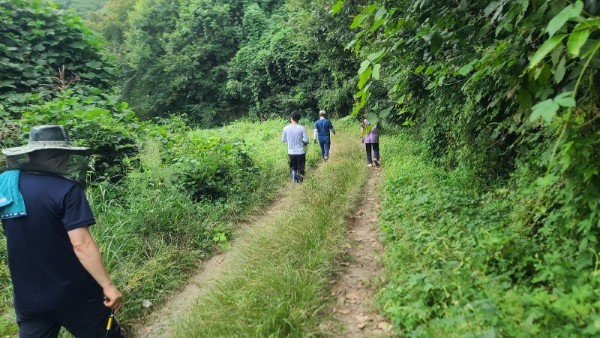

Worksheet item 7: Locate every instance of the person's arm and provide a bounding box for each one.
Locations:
[281,129,287,143]
[68,227,123,311]
[313,127,318,143]
[303,128,309,145]
[330,121,336,135]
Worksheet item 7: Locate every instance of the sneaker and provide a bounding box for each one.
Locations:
[373,159,379,166]
[324,156,328,160]
[367,163,373,167]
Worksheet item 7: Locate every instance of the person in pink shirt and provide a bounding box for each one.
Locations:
[360,119,380,167]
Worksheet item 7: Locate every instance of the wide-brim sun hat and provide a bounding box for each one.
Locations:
[1,125,90,156]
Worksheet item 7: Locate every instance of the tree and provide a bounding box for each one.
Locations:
[0,0,115,116]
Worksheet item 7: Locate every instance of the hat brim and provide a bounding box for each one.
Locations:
[2,145,90,156]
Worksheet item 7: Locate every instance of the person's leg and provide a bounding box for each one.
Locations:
[16,312,61,338]
[297,153,306,183]
[56,294,125,338]
[365,143,373,165]
[289,154,297,182]
[323,141,331,159]
[319,141,326,158]
[372,143,380,166]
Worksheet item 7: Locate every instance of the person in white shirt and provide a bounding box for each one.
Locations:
[282,111,309,183]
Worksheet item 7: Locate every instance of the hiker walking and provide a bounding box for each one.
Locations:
[0,125,125,338]
[282,111,309,183]
[312,110,336,160]
[360,119,380,167]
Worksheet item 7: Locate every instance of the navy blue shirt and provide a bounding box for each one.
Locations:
[1,171,100,315]
[314,118,334,143]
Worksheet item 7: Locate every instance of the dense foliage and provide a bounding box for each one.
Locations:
[337,0,600,335]
[53,0,107,19]
[90,0,359,123]
[0,0,115,116]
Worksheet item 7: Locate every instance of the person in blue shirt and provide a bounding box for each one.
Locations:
[312,110,336,160]
[0,125,124,338]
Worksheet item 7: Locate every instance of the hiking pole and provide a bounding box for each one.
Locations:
[105,309,114,338]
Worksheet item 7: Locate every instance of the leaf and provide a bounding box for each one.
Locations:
[331,0,344,14]
[367,49,385,62]
[554,57,566,83]
[530,99,559,123]
[536,174,559,187]
[358,67,372,89]
[350,13,364,29]
[528,34,568,69]
[375,7,387,21]
[554,91,576,107]
[545,1,583,37]
[372,64,381,80]
[358,60,371,74]
[458,62,474,76]
[379,106,392,119]
[430,32,443,53]
[567,28,590,57]
[367,112,379,124]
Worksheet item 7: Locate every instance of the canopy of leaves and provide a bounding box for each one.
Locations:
[93,0,359,123]
[52,0,108,19]
[0,0,115,116]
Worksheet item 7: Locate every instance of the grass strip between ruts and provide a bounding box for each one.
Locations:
[174,127,368,337]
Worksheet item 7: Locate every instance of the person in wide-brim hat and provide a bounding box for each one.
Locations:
[0,124,125,337]
[2,124,90,156]
[2,125,91,179]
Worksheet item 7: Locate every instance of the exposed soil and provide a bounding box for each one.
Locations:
[319,167,394,337]
[130,151,392,337]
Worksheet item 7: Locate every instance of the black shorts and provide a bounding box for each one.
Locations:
[16,294,125,338]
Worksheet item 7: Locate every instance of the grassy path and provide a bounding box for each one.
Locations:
[129,124,391,337]
[130,188,295,337]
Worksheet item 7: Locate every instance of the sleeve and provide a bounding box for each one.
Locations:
[62,184,96,231]
[313,128,318,140]
[281,128,287,143]
[303,128,309,143]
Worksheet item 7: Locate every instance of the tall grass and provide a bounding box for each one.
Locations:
[174,123,367,337]
[0,119,302,336]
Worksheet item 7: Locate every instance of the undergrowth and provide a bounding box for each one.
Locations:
[379,131,600,337]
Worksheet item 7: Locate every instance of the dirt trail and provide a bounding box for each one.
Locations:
[320,167,394,337]
[130,143,393,337]
[130,191,292,338]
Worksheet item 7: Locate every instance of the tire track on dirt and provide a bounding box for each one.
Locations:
[320,167,393,337]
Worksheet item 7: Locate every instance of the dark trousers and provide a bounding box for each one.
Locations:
[288,154,306,183]
[318,141,331,158]
[16,294,125,338]
[365,143,380,164]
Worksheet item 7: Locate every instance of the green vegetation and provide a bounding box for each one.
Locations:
[0,0,114,117]
[379,130,600,336]
[175,122,366,337]
[87,0,358,123]
[2,0,600,336]
[53,0,107,19]
[0,117,296,335]
[330,0,600,335]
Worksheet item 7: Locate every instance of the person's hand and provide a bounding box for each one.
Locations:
[313,139,317,144]
[361,138,364,144]
[103,284,123,312]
